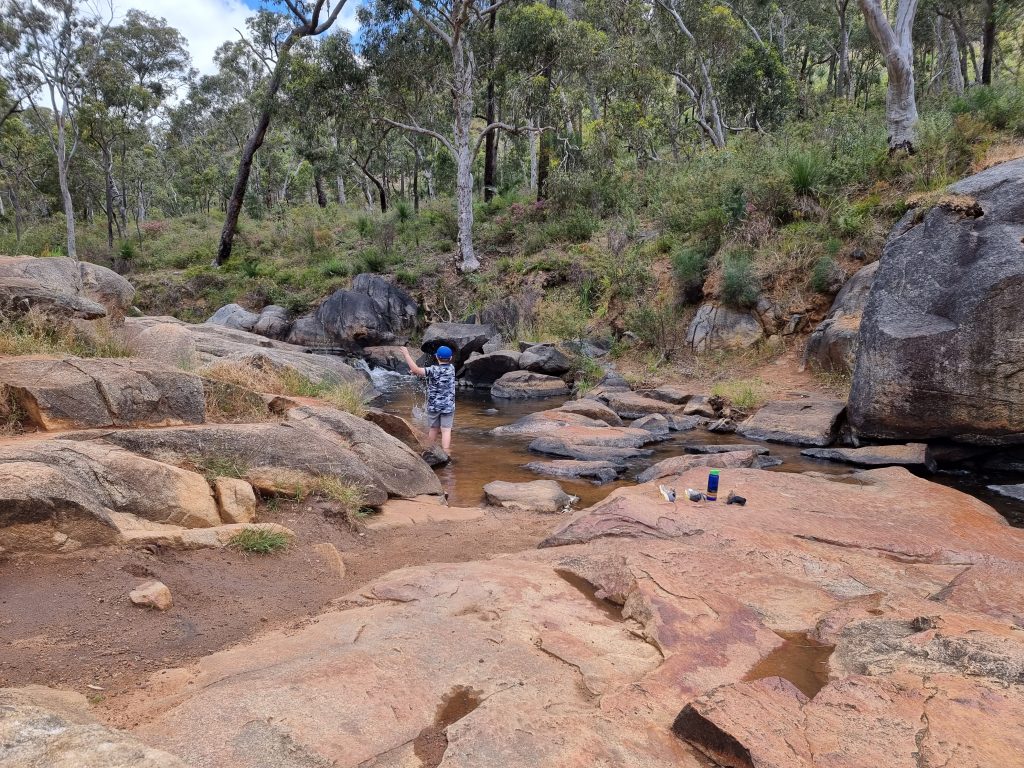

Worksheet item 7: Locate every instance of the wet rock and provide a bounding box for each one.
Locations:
[988,484,1024,502]
[123,316,369,388]
[0,358,206,431]
[556,399,624,426]
[420,322,498,368]
[605,392,681,419]
[421,445,450,467]
[460,350,522,387]
[0,686,185,767]
[129,580,173,611]
[802,443,935,471]
[666,415,707,431]
[483,480,575,513]
[706,417,737,434]
[686,303,764,353]
[804,262,878,375]
[206,303,259,332]
[0,255,134,322]
[738,399,846,446]
[632,414,671,436]
[682,396,718,418]
[503,421,657,448]
[849,159,1024,444]
[362,345,410,373]
[213,477,257,524]
[0,438,220,549]
[686,443,770,455]
[491,370,570,399]
[252,305,292,340]
[491,410,620,438]
[361,496,484,530]
[636,450,757,483]
[524,460,622,484]
[519,344,573,376]
[644,385,693,405]
[529,437,653,463]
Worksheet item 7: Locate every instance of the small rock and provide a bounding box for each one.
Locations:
[312,543,346,578]
[632,413,671,435]
[605,392,680,419]
[707,418,737,434]
[129,580,172,611]
[483,480,576,513]
[422,445,450,467]
[213,477,257,524]
[682,396,718,419]
[738,399,847,446]
[523,460,621,485]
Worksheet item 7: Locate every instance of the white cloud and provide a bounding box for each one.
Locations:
[123,1,364,79]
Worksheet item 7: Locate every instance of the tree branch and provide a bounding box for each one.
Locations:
[381,117,455,155]
[472,121,548,156]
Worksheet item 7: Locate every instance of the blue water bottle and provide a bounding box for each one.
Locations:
[707,470,720,502]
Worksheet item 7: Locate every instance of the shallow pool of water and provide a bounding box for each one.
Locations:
[373,382,1024,526]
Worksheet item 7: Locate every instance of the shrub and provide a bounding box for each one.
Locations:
[720,250,760,308]
[118,239,136,262]
[356,214,376,238]
[201,361,370,415]
[356,247,387,274]
[672,243,712,301]
[229,528,290,554]
[203,380,272,424]
[787,150,824,197]
[570,354,604,394]
[320,258,350,278]
[547,208,598,243]
[811,255,844,294]
[393,199,413,223]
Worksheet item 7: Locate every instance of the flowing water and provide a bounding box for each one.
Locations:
[374,380,1024,526]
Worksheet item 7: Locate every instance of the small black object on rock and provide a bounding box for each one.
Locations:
[726,491,746,506]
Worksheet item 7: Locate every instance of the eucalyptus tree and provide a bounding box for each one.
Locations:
[216,0,353,266]
[4,0,114,259]
[857,0,920,153]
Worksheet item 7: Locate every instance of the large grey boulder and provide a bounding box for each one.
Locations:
[460,350,522,387]
[483,479,575,512]
[519,344,573,376]
[0,255,134,322]
[0,686,185,767]
[420,322,498,368]
[686,303,764,353]
[0,357,206,430]
[802,443,935,471]
[849,159,1024,444]
[803,261,878,374]
[206,303,259,332]
[252,305,292,340]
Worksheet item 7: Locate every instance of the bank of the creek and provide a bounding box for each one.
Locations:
[376,380,1024,526]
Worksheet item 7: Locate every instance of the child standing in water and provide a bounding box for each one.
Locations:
[400,345,456,454]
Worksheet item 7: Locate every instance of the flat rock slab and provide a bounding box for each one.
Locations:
[802,443,935,470]
[739,399,847,446]
[637,450,757,483]
[362,496,484,530]
[529,436,654,463]
[0,685,185,767]
[483,480,575,513]
[988,483,1024,502]
[643,384,693,405]
[0,357,205,431]
[685,443,769,455]
[605,391,681,419]
[491,370,570,399]
[495,419,656,448]
[524,460,622,484]
[490,410,614,438]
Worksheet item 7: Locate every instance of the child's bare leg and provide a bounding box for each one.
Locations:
[427,427,439,446]
[440,428,452,453]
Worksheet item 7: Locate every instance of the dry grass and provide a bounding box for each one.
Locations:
[203,380,272,424]
[201,360,370,417]
[0,310,131,358]
[0,388,26,436]
[711,377,769,409]
[312,477,368,515]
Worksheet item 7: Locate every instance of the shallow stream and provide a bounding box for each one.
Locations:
[374,380,1024,527]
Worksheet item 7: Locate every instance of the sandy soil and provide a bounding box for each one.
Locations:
[0,498,557,709]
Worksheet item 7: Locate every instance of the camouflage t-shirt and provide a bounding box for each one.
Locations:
[424,363,456,414]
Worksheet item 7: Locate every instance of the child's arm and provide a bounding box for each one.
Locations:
[400,347,427,377]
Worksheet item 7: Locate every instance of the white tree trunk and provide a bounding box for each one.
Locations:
[837,0,853,98]
[336,174,346,205]
[529,116,539,194]
[937,16,965,94]
[858,0,920,152]
[55,111,77,260]
[453,39,479,272]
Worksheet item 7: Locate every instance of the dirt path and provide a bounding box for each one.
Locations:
[0,500,556,710]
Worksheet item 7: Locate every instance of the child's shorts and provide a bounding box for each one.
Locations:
[427,411,455,429]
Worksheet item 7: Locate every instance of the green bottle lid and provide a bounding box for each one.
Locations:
[709,470,720,476]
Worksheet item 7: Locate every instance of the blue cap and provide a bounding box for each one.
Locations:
[436,345,453,360]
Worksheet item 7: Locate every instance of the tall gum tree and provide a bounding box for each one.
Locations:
[216,0,352,266]
[858,0,920,153]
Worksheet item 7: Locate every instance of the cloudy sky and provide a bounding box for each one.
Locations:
[125,0,363,77]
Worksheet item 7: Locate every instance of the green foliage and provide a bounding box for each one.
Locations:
[355,247,387,273]
[118,239,136,261]
[546,207,599,243]
[394,199,413,223]
[720,249,759,308]
[356,214,376,238]
[229,528,290,554]
[671,241,713,301]
[570,354,604,394]
[810,255,842,293]
[723,45,794,129]
[952,83,1024,134]
[711,378,766,409]
[787,150,824,196]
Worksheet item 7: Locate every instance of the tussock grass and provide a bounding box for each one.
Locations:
[312,477,368,516]
[0,311,131,358]
[229,528,290,554]
[201,360,369,416]
[711,377,768,410]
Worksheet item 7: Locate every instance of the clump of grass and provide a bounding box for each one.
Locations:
[0,388,26,436]
[190,454,251,482]
[229,528,290,554]
[203,380,272,423]
[711,377,767,409]
[201,360,370,416]
[810,255,844,294]
[719,250,760,308]
[0,311,132,358]
[787,150,824,197]
[570,354,604,395]
[313,477,369,516]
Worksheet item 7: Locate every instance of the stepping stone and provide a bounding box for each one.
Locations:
[685,443,770,455]
[483,480,576,513]
[528,437,652,463]
[524,460,621,485]
[361,495,484,530]
[491,371,570,399]
[604,391,681,419]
